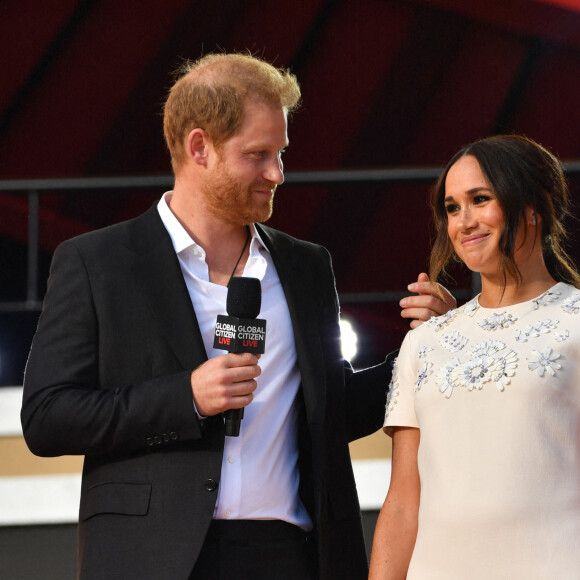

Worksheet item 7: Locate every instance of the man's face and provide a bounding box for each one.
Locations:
[201,100,289,225]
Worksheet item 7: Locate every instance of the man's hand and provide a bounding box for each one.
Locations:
[190,353,261,417]
[400,272,456,329]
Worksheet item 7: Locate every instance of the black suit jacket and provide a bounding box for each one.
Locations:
[22,204,391,580]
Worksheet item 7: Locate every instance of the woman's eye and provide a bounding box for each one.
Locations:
[445,204,459,214]
[474,195,490,204]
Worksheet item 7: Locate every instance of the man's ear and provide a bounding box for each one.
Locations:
[186,128,210,165]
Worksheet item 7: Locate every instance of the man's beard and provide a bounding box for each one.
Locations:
[201,164,276,226]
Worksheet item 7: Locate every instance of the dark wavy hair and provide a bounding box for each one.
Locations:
[429,134,580,291]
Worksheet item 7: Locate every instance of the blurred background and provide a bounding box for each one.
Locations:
[1,0,579,577]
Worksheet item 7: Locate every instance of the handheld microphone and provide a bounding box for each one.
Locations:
[213,277,266,436]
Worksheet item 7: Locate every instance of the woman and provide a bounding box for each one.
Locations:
[369,135,580,579]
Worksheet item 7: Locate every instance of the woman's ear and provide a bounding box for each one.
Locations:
[527,207,540,226]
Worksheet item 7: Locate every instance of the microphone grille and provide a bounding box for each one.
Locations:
[227,277,262,318]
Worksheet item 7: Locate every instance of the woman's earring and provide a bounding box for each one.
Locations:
[531,215,537,225]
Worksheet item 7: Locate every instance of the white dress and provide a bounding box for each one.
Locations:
[384,282,580,579]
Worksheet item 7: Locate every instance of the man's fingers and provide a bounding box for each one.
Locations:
[400,306,437,322]
[190,353,261,416]
[226,352,260,368]
[406,281,440,296]
[226,383,256,408]
[209,363,261,398]
[227,364,261,384]
[400,294,445,313]
[401,273,456,329]
[402,286,456,313]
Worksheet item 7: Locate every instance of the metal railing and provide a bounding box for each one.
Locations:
[2,162,580,312]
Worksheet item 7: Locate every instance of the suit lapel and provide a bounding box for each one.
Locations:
[127,205,208,371]
[257,225,327,420]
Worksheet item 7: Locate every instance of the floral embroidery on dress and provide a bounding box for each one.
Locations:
[463,299,480,318]
[466,339,507,358]
[515,319,559,342]
[478,312,517,331]
[554,330,570,342]
[459,357,493,391]
[424,309,457,331]
[414,361,433,391]
[461,340,518,392]
[385,357,400,418]
[531,288,561,310]
[561,293,580,315]
[526,347,562,376]
[439,331,468,352]
[418,346,433,359]
[436,340,518,397]
[437,357,461,398]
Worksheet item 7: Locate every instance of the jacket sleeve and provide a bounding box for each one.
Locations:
[21,240,202,458]
[314,244,395,442]
[343,353,396,442]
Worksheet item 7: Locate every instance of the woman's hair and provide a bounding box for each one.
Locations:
[429,134,580,291]
[163,52,301,173]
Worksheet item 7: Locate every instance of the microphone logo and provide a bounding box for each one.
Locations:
[213,277,266,436]
[213,276,266,354]
[214,317,266,353]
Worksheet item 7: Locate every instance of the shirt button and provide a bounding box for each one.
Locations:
[227,456,234,464]
[224,509,231,517]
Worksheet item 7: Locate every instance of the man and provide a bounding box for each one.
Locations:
[22,53,454,579]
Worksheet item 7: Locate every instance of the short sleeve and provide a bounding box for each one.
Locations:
[383,330,419,436]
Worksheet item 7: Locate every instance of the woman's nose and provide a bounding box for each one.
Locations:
[458,206,476,229]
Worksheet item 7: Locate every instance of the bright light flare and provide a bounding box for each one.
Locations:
[340,318,358,362]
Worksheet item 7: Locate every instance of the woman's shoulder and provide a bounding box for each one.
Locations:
[556,282,580,307]
[416,297,477,334]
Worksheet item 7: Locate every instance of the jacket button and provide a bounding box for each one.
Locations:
[146,437,154,446]
[162,433,170,443]
[205,479,218,492]
[153,435,162,445]
[170,431,179,441]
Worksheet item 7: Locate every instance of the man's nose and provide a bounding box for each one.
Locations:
[264,157,284,185]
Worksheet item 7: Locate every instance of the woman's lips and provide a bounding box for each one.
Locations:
[462,233,489,246]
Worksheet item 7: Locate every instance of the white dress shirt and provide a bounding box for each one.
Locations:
[157,192,312,530]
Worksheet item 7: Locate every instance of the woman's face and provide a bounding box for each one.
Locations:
[444,155,508,276]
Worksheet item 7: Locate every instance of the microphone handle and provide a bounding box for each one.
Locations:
[224,408,244,437]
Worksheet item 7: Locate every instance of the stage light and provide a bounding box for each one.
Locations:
[340,318,358,362]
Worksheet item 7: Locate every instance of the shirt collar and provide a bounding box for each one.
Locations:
[157,191,270,260]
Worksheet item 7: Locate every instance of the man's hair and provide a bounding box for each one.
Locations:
[163,52,301,172]
[429,134,580,291]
